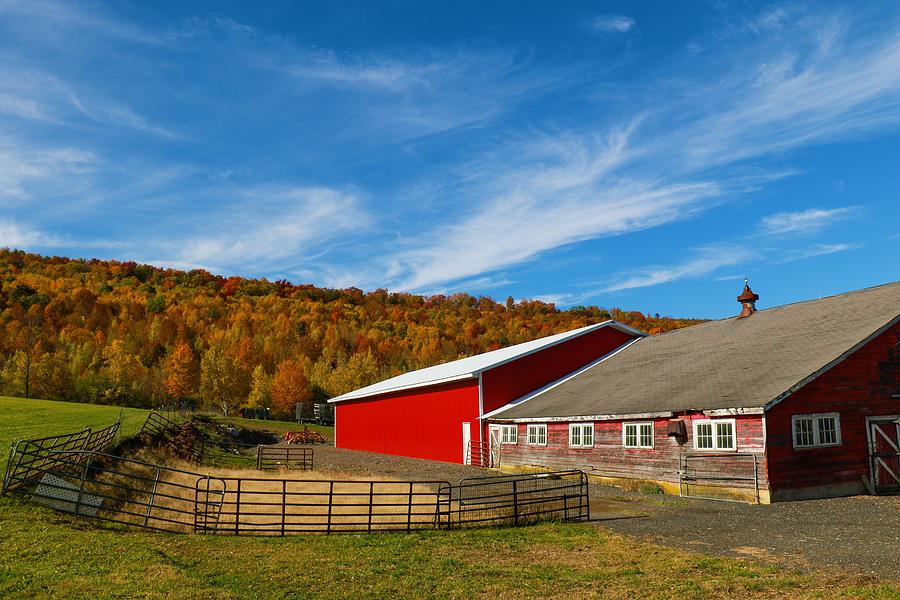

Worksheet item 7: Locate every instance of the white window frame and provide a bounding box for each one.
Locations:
[499,424,518,445]
[692,419,737,451]
[791,413,842,449]
[569,423,594,448]
[622,421,654,449]
[527,424,547,446]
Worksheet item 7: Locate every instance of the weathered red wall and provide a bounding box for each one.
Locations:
[766,320,900,496]
[493,414,767,489]
[334,379,480,463]
[481,326,636,415]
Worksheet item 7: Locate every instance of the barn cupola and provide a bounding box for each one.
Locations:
[737,279,760,318]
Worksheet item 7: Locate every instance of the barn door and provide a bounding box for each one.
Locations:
[868,418,900,492]
[489,426,501,468]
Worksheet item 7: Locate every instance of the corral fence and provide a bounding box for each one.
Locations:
[678,452,760,503]
[4,445,588,534]
[256,445,314,471]
[2,418,121,494]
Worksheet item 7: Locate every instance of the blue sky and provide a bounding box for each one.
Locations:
[1,0,899,318]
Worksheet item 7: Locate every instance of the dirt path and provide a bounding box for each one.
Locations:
[306,445,900,580]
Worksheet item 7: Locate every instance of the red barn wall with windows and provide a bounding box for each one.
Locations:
[334,379,480,463]
[765,320,900,500]
[493,414,767,493]
[480,326,637,415]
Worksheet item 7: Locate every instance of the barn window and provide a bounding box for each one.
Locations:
[527,424,547,445]
[692,419,736,451]
[792,413,841,448]
[569,423,594,448]
[623,422,653,448]
[500,425,518,444]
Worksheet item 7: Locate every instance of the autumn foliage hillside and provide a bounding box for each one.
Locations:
[0,250,703,417]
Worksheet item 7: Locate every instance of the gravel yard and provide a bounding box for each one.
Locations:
[307,444,900,580]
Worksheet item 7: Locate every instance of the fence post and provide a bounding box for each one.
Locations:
[74,453,93,516]
[326,481,334,534]
[368,482,374,532]
[281,480,286,537]
[407,482,413,532]
[234,479,241,535]
[512,479,519,525]
[752,454,760,504]
[144,466,161,528]
[256,445,262,470]
[582,473,590,521]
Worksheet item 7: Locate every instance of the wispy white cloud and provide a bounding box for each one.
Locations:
[776,242,863,263]
[744,3,806,34]
[0,219,60,248]
[759,207,859,235]
[0,140,95,200]
[0,0,165,46]
[372,13,900,294]
[589,15,636,34]
[600,244,755,293]
[167,186,368,273]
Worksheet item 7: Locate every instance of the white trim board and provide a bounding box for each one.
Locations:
[489,411,676,423]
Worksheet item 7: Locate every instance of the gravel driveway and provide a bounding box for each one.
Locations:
[307,445,900,580]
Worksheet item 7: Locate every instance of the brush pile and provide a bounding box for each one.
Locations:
[283,428,328,445]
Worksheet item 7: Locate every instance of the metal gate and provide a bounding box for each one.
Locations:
[868,417,900,493]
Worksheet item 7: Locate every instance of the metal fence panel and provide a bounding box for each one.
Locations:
[256,445,314,471]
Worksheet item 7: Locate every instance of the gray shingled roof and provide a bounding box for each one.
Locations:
[494,282,900,420]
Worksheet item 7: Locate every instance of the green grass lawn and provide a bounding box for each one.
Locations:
[1,499,897,600]
[0,396,898,599]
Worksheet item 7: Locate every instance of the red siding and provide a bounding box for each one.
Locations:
[334,379,480,463]
[481,326,636,415]
[766,320,900,496]
[495,414,767,489]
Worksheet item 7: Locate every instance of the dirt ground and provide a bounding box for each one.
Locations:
[308,444,900,580]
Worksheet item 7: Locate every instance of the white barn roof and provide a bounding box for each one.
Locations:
[329,320,644,403]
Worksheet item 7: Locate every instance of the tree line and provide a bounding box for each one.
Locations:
[0,250,703,419]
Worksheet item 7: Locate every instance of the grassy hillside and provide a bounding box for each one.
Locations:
[0,397,150,471]
[0,396,330,472]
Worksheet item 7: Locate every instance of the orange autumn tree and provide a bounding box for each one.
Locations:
[271,357,312,419]
[164,342,195,403]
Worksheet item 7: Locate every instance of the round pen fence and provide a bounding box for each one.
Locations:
[3,419,590,535]
[4,449,589,535]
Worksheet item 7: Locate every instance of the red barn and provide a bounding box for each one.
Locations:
[329,322,643,464]
[486,281,900,502]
